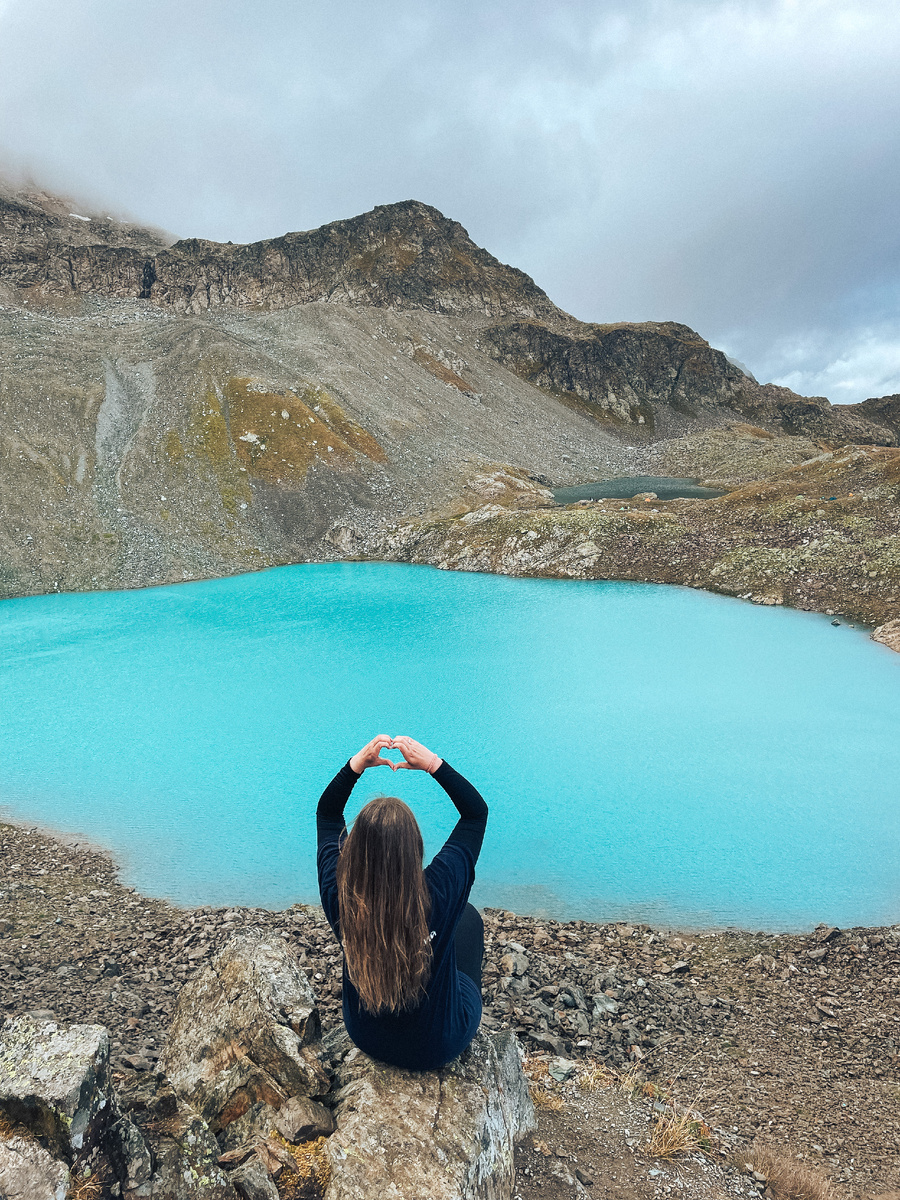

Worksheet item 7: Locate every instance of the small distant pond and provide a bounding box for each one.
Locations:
[554,475,727,503]
[1,563,898,931]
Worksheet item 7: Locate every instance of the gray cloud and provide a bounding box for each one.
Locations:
[1,0,898,401]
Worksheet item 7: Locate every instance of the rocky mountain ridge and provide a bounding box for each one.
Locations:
[1,185,558,320]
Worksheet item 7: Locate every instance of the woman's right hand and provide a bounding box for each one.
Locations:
[391,735,442,774]
[349,735,395,774]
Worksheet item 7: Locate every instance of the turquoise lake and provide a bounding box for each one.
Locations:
[1,563,899,931]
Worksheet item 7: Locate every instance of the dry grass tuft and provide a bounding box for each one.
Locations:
[578,1061,619,1092]
[577,1058,650,1097]
[68,1171,102,1200]
[649,1107,713,1159]
[734,1144,842,1200]
[0,1113,32,1142]
[523,1056,549,1081]
[524,1056,566,1110]
[271,1133,331,1200]
[531,1087,565,1111]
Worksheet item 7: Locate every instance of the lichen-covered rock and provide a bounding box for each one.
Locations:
[145,1114,238,1200]
[0,1015,111,1159]
[106,1113,153,1193]
[323,1029,535,1200]
[228,1157,280,1200]
[0,1135,69,1200]
[159,930,328,1132]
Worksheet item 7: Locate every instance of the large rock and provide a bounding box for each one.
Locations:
[0,1136,69,1200]
[159,929,329,1132]
[0,1016,112,1160]
[873,617,900,654]
[322,1029,535,1200]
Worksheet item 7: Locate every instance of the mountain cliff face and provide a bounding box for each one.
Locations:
[0,183,897,600]
[2,188,558,321]
[480,320,898,444]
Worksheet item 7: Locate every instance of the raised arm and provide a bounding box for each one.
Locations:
[316,734,394,841]
[391,736,488,863]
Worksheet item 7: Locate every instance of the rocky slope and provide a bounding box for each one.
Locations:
[2,183,899,604]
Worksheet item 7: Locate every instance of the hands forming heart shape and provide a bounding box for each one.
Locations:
[350,735,442,776]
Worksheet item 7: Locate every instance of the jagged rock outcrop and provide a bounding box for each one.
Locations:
[481,320,899,444]
[159,929,327,1132]
[322,1029,534,1200]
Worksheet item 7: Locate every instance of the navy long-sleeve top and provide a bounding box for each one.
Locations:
[316,759,488,1070]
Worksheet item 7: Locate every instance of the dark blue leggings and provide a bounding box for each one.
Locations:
[453,903,484,991]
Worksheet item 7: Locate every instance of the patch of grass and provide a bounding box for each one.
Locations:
[271,1133,331,1200]
[300,384,386,463]
[531,1087,565,1111]
[649,1107,713,1159]
[578,1062,618,1092]
[524,1056,549,1081]
[0,1114,23,1139]
[524,1055,565,1110]
[733,1144,841,1200]
[576,1058,650,1097]
[733,424,776,440]
[190,391,232,467]
[68,1170,102,1200]
[163,429,184,463]
[412,347,470,392]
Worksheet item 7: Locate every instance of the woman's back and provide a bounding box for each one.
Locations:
[316,736,488,1071]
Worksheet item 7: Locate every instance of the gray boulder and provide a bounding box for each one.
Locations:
[274,1094,335,1143]
[145,1113,238,1200]
[0,1136,69,1200]
[0,1016,112,1159]
[228,1158,280,1200]
[323,1029,535,1200]
[106,1113,153,1193]
[159,929,329,1132]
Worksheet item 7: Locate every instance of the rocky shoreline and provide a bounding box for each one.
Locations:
[370,441,900,649]
[2,819,898,1197]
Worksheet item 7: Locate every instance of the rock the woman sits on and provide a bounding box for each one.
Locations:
[316,734,488,1070]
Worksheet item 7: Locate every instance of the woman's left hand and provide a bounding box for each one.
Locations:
[391,735,442,774]
[349,735,395,774]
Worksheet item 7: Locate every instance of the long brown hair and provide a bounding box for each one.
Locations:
[335,795,433,1014]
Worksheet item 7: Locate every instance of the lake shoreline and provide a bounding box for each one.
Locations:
[2,817,898,1195]
[371,445,900,652]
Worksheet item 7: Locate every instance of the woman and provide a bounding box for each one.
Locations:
[316,734,488,1071]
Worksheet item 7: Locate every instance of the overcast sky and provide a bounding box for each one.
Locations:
[1,0,898,403]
